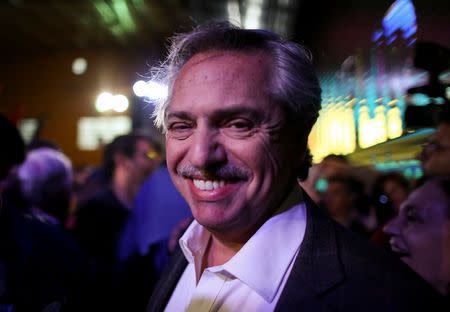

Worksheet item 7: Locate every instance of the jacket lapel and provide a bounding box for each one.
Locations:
[275,191,345,311]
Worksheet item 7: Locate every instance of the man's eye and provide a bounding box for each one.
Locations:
[167,122,193,139]
[406,212,423,224]
[227,119,253,129]
[169,123,190,130]
[222,119,255,138]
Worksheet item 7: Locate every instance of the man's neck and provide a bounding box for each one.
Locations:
[199,182,299,274]
[203,235,242,269]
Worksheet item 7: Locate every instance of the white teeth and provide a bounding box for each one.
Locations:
[194,180,205,189]
[193,179,226,191]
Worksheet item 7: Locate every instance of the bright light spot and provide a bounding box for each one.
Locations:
[383,0,417,38]
[243,0,263,29]
[227,0,241,24]
[72,57,88,75]
[244,5,262,28]
[96,92,113,112]
[147,81,168,100]
[112,94,129,112]
[133,80,148,97]
[132,80,168,100]
[96,92,129,113]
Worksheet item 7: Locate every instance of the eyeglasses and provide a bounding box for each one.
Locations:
[421,142,450,152]
[145,150,161,160]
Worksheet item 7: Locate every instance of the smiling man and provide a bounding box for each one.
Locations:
[146,21,442,312]
[384,177,450,296]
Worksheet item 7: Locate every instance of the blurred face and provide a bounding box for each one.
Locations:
[419,123,450,176]
[321,158,348,179]
[384,180,450,295]
[130,139,160,184]
[165,50,304,242]
[325,181,352,217]
[383,179,408,213]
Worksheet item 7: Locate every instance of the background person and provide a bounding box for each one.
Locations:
[416,107,450,177]
[0,113,85,312]
[71,132,162,311]
[322,175,371,237]
[16,147,73,225]
[384,177,450,296]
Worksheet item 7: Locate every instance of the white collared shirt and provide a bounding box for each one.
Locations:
[164,186,307,312]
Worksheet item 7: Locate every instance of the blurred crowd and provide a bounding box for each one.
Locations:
[0,107,449,311]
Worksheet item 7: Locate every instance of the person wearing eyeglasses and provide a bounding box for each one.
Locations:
[70,132,163,311]
[416,107,450,177]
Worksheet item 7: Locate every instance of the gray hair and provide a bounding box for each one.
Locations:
[151,20,322,134]
[17,147,73,207]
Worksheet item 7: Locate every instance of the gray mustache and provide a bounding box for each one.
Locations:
[177,165,249,180]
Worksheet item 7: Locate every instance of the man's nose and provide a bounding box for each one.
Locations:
[383,216,401,236]
[189,126,226,169]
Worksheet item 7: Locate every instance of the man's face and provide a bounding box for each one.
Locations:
[325,181,352,217]
[383,179,409,213]
[165,50,304,241]
[384,180,450,293]
[420,123,450,176]
[130,139,160,184]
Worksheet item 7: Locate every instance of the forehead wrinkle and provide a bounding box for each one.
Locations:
[174,50,272,92]
[209,106,265,121]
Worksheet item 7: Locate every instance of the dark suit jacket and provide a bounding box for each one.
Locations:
[147,191,444,311]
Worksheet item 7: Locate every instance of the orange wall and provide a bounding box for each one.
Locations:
[0,49,158,168]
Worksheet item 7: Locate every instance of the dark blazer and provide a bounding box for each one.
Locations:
[147,191,444,311]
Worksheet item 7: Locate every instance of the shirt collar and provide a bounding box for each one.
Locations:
[179,185,307,302]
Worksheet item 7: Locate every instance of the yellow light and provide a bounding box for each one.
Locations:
[308,103,356,162]
[387,106,403,139]
[358,105,388,148]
